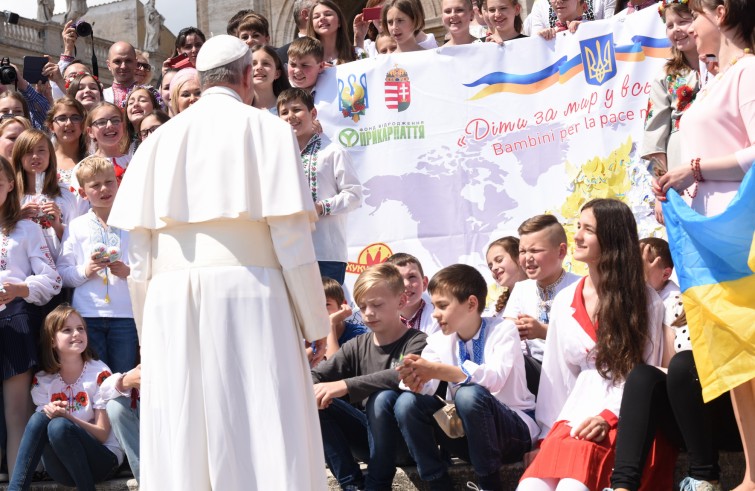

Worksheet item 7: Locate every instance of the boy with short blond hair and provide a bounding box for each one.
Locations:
[312,263,426,490]
[57,156,137,374]
[287,37,324,93]
[504,214,580,362]
[385,252,439,335]
[278,88,362,284]
[395,264,537,491]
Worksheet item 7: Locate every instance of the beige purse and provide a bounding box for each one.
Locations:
[433,395,465,439]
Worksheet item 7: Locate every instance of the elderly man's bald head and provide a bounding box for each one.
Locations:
[107,41,137,85]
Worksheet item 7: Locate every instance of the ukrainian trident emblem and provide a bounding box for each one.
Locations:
[338,73,369,123]
[580,34,616,86]
[384,65,411,112]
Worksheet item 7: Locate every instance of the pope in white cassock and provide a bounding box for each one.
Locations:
[108,35,330,490]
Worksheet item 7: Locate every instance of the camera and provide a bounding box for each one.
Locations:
[0,58,17,85]
[74,20,92,37]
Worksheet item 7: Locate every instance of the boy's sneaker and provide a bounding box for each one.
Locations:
[466,482,493,491]
[679,477,723,491]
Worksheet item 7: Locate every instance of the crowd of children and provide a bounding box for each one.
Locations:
[0,0,753,489]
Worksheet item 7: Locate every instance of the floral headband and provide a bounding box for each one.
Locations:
[121,84,166,112]
[64,71,100,90]
[658,0,688,17]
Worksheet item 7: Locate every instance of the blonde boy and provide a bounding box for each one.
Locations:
[311,263,426,490]
[396,264,537,491]
[57,157,137,374]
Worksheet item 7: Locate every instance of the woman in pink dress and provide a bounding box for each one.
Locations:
[655,1,755,489]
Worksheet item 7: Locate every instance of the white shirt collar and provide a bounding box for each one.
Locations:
[201,85,243,102]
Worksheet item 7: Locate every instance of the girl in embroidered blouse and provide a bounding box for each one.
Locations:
[307,0,360,65]
[643,0,701,224]
[0,155,61,482]
[486,236,526,316]
[45,98,87,188]
[12,129,80,260]
[9,304,123,490]
[251,45,291,115]
[518,199,664,491]
[82,102,132,184]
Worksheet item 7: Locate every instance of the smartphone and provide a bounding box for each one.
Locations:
[23,56,48,84]
[363,6,382,21]
[167,52,193,69]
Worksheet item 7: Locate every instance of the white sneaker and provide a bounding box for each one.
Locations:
[127,478,139,489]
[466,482,492,491]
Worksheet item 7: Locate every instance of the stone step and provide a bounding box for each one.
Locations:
[0,452,745,491]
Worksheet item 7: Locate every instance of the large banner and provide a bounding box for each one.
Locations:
[315,8,669,285]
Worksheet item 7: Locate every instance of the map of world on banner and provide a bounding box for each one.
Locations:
[314,8,669,292]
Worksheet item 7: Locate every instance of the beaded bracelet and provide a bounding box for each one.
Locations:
[686,157,704,198]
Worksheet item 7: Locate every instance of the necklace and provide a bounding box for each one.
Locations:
[731,48,752,66]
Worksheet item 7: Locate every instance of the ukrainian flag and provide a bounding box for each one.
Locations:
[663,167,755,402]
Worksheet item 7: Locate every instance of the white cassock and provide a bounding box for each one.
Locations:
[108,86,330,491]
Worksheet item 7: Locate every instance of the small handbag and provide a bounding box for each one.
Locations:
[432,395,465,439]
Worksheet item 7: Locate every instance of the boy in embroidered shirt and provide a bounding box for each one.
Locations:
[57,156,138,375]
[278,88,362,284]
[311,263,427,490]
[503,215,580,364]
[287,37,324,94]
[396,264,537,491]
[386,252,439,335]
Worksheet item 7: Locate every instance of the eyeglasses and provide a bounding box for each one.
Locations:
[53,114,84,125]
[139,124,162,139]
[137,62,152,71]
[91,117,123,128]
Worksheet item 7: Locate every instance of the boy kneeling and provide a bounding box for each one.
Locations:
[396,264,538,491]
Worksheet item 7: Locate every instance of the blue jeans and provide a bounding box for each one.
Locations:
[394,384,532,482]
[319,390,410,491]
[318,261,347,285]
[107,396,139,482]
[8,412,120,491]
[84,317,138,374]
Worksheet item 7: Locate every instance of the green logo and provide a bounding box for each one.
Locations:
[339,128,360,147]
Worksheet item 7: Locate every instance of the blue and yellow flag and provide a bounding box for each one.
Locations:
[663,167,755,402]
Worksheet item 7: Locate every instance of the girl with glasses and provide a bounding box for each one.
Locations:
[81,102,132,185]
[45,98,88,188]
